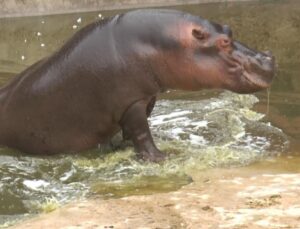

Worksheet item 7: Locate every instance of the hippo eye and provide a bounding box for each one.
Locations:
[192,29,207,41]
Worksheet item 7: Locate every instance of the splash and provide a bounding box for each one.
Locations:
[151,91,288,157]
[0,92,289,226]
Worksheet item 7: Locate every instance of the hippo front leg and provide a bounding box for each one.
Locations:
[120,100,166,163]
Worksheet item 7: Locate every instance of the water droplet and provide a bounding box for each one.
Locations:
[21,55,25,60]
[41,43,45,47]
[24,39,27,43]
[41,20,45,24]
[37,32,42,36]
[77,17,82,23]
[72,25,78,29]
[98,14,102,18]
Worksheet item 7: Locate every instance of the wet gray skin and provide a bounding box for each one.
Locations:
[0,0,300,226]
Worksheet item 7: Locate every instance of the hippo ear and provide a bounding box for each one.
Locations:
[223,25,233,38]
[192,28,206,40]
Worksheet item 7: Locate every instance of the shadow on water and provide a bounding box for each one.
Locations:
[0,0,299,226]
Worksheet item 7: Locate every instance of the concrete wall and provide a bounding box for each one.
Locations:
[0,0,252,18]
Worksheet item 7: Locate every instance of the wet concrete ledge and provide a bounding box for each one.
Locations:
[1,0,254,18]
[11,167,300,229]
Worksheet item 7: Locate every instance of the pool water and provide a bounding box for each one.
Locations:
[0,0,299,226]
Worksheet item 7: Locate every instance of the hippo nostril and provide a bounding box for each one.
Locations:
[263,50,273,57]
[255,51,274,63]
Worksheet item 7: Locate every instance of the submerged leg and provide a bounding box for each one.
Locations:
[120,99,165,162]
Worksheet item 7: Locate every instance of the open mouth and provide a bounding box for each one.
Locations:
[221,50,274,89]
[242,70,271,88]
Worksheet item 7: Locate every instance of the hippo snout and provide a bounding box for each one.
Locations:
[254,50,274,65]
[249,50,275,85]
[230,41,276,89]
[262,50,273,59]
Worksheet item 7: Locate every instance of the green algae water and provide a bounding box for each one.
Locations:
[0,0,299,226]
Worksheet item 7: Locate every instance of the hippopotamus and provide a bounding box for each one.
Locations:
[0,9,275,162]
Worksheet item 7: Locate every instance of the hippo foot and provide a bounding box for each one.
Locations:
[138,149,166,163]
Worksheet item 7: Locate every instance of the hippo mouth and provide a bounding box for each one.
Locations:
[220,42,275,89]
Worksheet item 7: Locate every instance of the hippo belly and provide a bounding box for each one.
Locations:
[0,73,121,154]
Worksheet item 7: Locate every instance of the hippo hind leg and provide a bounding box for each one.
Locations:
[120,98,165,163]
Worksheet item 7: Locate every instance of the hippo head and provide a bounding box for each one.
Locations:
[158,15,275,93]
